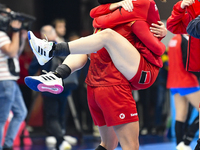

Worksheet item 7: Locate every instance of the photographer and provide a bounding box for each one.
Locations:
[0,7,27,150]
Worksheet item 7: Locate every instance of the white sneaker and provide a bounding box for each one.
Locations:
[176,142,192,150]
[64,135,77,146]
[140,128,148,135]
[46,136,57,148]
[59,140,72,150]
[28,31,53,65]
[25,71,64,94]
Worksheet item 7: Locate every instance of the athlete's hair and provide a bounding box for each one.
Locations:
[98,0,121,4]
[98,0,166,4]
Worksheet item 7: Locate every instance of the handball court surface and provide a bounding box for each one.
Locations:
[11,134,198,150]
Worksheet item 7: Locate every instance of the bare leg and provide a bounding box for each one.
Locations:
[68,29,140,80]
[174,94,188,145]
[184,91,200,139]
[185,90,200,110]
[98,125,118,150]
[174,94,189,122]
[113,121,139,150]
[62,54,88,73]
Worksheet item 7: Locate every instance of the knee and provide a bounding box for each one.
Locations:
[114,139,119,149]
[112,138,119,149]
[100,28,116,43]
[101,138,118,150]
[134,140,140,150]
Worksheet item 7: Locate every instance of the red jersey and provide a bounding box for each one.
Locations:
[167,34,199,88]
[92,0,165,67]
[85,0,165,86]
[17,52,33,85]
[167,0,200,72]
[85,25,131,86]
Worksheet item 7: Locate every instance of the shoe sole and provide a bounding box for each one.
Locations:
[25,77,63,94]
[28,31,38,59]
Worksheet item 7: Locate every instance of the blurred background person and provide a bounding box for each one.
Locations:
[167,34,200,150]
[67,32,93,135]
[52,18,79,145]
[138,51,169,136]
[187,15,200,39]
[0,7,27,150]
[17,30,34,122]
[52,18,67,43]
[28,25,77,150]
[186,14,200,150]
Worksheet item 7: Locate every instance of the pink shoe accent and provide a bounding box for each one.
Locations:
[37,83,63,94]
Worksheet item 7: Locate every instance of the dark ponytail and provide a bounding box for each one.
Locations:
[98,0,121,4]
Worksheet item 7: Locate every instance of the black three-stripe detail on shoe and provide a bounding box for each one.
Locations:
[46,76,52,80]
[38,46,40,53]
[42,76,47,80]
[38,46,46,56]
[41,75,56,81]
[50,76,56,80]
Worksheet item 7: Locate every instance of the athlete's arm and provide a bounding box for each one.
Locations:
[90,0,133,18]
[132,21,166,56]
[93,0,149,29]
[187,15,200,39]
[166,1,191,34]
[90,4,112,18]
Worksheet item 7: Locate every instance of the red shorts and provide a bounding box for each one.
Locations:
[129,55,159,90]
[87,85,139,127]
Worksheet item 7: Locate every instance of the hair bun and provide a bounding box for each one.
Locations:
[98,0,121,4]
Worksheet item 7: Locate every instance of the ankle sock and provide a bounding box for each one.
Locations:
[175,120,185,145]
[95,145,107,150]
[54,64,71,79]
[184,116,199,145]
[50,42,70,57]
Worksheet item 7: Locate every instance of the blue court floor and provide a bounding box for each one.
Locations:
[11,134,198,150]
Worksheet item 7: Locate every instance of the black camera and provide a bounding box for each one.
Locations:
[0,8,36,32]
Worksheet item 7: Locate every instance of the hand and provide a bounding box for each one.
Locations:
[10,20,22,30]
[181,0,195,9]
[150,21,167,38]
[117,0,134,12]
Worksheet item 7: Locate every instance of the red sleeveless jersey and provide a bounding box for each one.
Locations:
[167,34,199,88]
